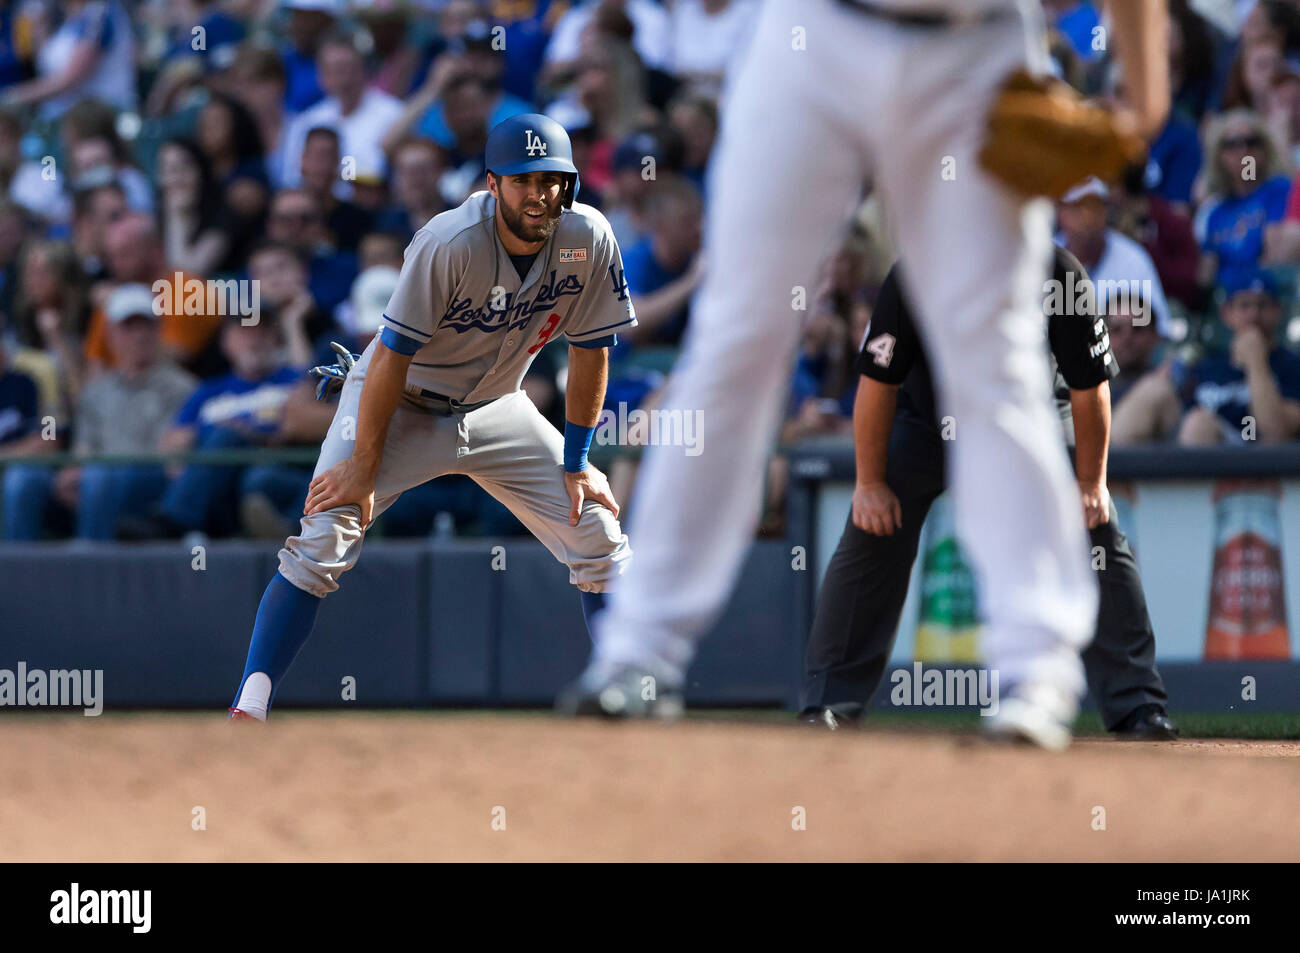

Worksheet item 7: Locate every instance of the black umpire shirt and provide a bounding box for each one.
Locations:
[856,246,1118,446]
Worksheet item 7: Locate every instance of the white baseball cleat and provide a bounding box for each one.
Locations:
[983,696,1072,751]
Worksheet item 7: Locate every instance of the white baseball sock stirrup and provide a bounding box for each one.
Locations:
[234,672,272,721]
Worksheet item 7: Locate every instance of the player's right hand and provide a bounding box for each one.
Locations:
[851,481,902,536]
[564,465,619,527]
[304,458,377,528]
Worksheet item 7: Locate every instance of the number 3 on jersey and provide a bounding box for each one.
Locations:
[865,333,896,368]
[529,313,561,354]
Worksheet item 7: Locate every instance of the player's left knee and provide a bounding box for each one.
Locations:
[565,514,632,591]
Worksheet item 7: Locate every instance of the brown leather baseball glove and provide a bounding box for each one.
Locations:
[978,69,1147,200]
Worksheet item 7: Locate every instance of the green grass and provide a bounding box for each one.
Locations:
[689,708,1300,739]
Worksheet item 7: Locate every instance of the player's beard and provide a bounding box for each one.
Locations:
[499,191,563,245]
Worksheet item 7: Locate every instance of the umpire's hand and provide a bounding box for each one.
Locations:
[852,481,902,536]
[1078,479,1111,530]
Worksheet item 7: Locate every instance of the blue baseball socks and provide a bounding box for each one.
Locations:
[233,577,605,715]
[231,572,323,720]
[580,590,606,642]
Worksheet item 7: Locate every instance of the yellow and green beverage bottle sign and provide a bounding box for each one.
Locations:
[915,494,983,663]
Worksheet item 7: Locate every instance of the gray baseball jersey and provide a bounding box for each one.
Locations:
[367,191,637,401]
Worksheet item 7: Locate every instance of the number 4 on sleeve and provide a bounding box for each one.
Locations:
[865,333,896,368]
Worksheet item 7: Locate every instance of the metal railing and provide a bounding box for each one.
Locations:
[0,447,320,468]
[785,437,1300,481]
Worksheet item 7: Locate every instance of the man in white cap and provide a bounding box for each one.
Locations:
[2,284,196,540]
[1058,176,1172,335]
[343,264,400,337]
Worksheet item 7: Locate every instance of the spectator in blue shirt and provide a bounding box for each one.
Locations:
[416,23,533,149]
[1145,110,1203,208]
[382,41,528,203]
[117,311,318,539]
[1045,1,1103,63]
[599,176,702,416]
[280,0,342,115]
[1196,109,1291,293]
[603,127,685,249]
[1102,40,1201,208]
[1178,268,1300,445]
[265,188,358,313]
[782,293,868,445]
[430,1,565,107]
[164,0,246,73]
[617,174,703,351]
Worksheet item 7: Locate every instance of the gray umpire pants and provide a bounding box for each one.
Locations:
[800,417,1168,730]
[277,361,632,597]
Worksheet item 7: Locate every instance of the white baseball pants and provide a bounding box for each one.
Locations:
[594,0,1097,709]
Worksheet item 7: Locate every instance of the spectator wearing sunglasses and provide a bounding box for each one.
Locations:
[1196,109,1291,294]
[264,188,357,314]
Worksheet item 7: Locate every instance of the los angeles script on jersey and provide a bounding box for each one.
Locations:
[440,270,584,335]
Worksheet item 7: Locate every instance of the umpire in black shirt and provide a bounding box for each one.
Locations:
[801,246,1178,740]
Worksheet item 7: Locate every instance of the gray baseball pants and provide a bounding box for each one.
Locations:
[277,365,632,596]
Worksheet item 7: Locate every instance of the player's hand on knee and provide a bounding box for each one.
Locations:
[1078,480,1111,530]
[305,458,377,527]
[564,465,619,527]
[851,481,902,536]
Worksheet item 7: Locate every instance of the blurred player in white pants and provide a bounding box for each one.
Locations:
[565,0,1168,747]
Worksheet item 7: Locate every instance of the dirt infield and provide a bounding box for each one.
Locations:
[2,712,1297,862]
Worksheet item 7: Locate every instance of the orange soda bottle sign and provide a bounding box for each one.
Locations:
[1205,479,1290,660]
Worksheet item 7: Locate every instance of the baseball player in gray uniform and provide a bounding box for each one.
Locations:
[229,114,635,721]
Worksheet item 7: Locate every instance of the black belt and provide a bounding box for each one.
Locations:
[835,0,1015,28]
[404,388,499,416]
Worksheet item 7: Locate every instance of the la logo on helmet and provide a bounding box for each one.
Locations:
[524,130,548,156]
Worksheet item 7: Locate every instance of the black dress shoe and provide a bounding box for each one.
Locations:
[1113,704,1180,741]
[799,708,860,731]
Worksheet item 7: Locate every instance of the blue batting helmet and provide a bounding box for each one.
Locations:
[484,113,580,207]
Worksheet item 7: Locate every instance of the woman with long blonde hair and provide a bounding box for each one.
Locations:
[1195,109,1292,291]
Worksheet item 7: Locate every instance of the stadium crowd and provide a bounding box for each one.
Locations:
[0,0,1298,543]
